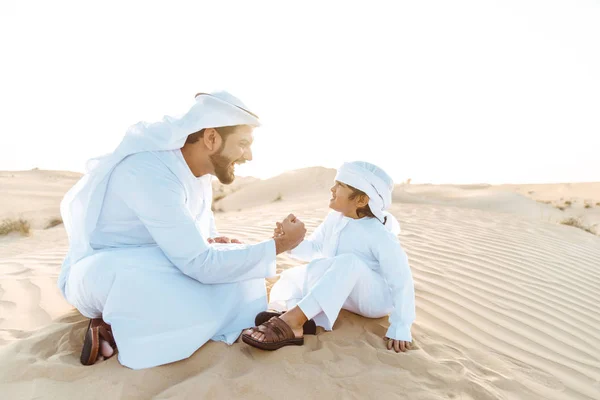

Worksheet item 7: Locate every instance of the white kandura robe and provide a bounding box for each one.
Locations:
[269,211,416,341]
[61,149,276,369]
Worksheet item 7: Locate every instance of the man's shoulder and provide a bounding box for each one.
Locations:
[113,151,180,182]
[117,151,174,171]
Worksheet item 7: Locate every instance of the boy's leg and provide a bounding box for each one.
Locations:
[341,266,393,319]
[268,265,307,311]
[245,254,367,343]
[296,254,373,330]
[268,258,333,311]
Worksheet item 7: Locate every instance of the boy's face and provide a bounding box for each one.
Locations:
[329,181,361,216]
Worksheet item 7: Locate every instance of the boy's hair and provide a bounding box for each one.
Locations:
[185,125,243,145]
[347,185,387,224]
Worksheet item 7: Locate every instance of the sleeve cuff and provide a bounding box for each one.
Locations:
[264,239,277,277]
[386,323,412,342]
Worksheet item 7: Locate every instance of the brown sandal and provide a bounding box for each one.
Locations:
[255,311,317,335]
[242,316,304,351]
[80,318,116,365]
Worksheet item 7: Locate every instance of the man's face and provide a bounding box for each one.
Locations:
[211,125,254,184]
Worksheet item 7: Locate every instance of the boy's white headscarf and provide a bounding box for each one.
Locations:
[59,91,260,281]
[335,161,401,235]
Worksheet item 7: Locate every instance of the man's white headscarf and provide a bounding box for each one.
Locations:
[60,91,260,270]
[334,161,401,235]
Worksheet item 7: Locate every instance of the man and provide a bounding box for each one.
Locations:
[59,91,306,369]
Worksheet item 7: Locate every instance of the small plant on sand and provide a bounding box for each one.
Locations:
[584,203,592,209]
[273,193,283,202]
[560,217,596,235]
[211,193,227,212]
[0,218,31,236]
[564,200,572,206]
[596,202,600,206]
[556,206,566,211]
[213,193,227,203]
[45,218,63,229]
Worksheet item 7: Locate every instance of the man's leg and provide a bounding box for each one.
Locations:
[68,246,269,369]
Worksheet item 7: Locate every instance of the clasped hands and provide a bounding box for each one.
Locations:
[272,214,306,254]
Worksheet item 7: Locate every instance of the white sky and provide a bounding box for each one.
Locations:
[1,0,599,184]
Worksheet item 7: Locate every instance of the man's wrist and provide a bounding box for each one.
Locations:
[274,237,288,255]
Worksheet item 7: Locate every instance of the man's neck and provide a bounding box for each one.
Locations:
[180,146,213,178]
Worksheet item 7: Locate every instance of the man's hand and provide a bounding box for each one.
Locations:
[385,337,411,353]
[274,214,306,254]
[207,236,242,244]
[273,222,284,238]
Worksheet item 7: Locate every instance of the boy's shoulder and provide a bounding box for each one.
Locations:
[356,217,400,243]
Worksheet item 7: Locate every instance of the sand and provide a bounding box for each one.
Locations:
[1,168,599,399]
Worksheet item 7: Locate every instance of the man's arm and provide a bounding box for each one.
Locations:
[112,154,300,284]
[208,209,220,238]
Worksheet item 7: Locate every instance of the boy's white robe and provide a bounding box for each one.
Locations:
[62,149,276,369]
[269,211,415,341]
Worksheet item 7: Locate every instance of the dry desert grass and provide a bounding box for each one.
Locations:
[0,218,31,236]
[560,217,596,235]
[45,218,63,229]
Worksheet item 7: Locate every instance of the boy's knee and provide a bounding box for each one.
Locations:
[334,254,359,263]
[332,254,365,271]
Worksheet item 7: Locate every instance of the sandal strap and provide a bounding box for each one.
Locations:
[91,318,116,347]
[256,317,295,343]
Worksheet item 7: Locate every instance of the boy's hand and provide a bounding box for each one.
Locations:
[272,214,299,238]
[385,337,411,353]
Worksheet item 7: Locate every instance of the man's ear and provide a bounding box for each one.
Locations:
[203,128,222,152]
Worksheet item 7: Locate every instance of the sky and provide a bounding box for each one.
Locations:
[1,0,599,184]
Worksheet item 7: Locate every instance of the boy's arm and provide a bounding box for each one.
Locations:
[375,233,416,342]
[287,215,328,261]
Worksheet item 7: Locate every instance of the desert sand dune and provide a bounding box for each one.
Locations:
[1,170,599,399]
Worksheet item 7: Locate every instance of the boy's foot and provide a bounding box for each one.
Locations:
[242,316,303,350]
[242,306,309,350]
[254,310,317,335]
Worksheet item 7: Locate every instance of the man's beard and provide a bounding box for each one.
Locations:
[210,149,240,185]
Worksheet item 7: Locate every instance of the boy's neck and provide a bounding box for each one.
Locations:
[342,210,361,219]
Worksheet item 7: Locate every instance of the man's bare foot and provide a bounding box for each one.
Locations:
[244,306,307,342]
[94,339,115,364]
